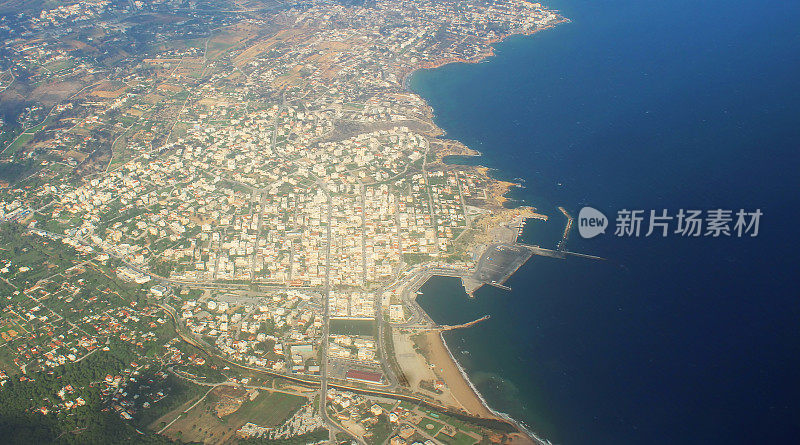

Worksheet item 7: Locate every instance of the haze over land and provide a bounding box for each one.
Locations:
[0,1,565,444]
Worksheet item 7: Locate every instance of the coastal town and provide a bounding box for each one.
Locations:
[0,0,565,443]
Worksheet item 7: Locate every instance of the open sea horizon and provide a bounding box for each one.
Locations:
[411,0,800,443]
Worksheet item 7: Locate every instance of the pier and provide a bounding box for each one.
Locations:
[516,243,607,261]
[405,210,606,300]
[521,244,566,259]
[462,210,605,296]
[466,243,533,295]
[557,206,573,251]
[439,315,491,331]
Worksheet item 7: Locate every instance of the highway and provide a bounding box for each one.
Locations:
[157,296,521,441]
[22,218,568,444]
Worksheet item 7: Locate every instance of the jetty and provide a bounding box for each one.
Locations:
[438,315,491,331]
[402,211,607,301]
[462,212,605,296]
[557,206,573,250]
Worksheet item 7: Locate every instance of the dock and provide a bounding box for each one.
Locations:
[467,243,534,295]
[464,210,605,295]
[418,210,605,299]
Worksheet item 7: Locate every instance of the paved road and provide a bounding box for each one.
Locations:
[314,181,357,444]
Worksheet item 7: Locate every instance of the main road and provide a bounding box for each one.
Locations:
[315,180,365,444]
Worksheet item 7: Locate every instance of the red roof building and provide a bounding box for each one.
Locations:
[345,369,383,384]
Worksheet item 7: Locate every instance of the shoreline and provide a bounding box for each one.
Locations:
[432,329,551,445]
[398,11,571,445]
[417,309,550,445]
[401,16,570,90]
[403,15,570,212]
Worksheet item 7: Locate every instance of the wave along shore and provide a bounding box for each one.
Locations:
[433,330,553,445]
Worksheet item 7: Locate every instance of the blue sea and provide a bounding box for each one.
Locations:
[410,0,800,444]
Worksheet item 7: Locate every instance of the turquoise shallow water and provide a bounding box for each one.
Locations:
[412,0,800,443]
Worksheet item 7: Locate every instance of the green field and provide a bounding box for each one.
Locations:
[436,430,478,445]
[417,407,484,435]
[417,417,445,435]
[329,318,375,337]
[2,131,35,156]
[42,59,77,73]
[226,391,306,427]
[2,116,54,158]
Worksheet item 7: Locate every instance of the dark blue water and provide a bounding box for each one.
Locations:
[412,1,800,444]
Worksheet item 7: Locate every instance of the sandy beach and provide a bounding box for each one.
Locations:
[419,330,494,418]
[419,331,538,445]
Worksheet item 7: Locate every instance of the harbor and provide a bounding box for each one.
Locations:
[462,210,604,296]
